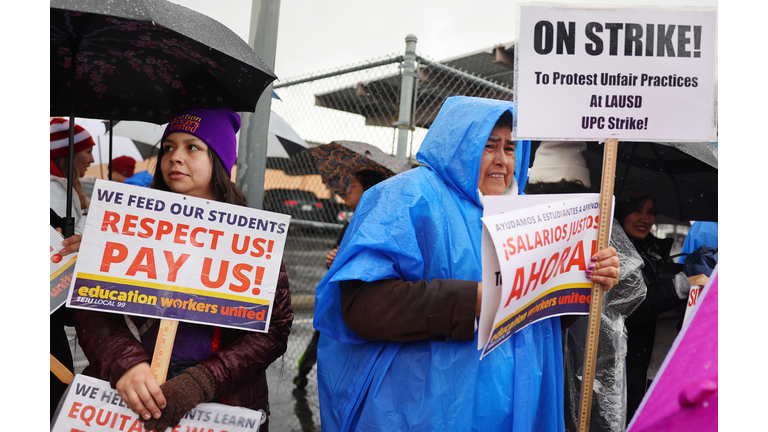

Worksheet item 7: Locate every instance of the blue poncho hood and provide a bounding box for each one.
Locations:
[415,96,529,207]
[313,96,564,432]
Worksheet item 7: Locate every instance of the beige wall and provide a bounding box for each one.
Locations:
[84,157,156,179]
[261,169,335,200]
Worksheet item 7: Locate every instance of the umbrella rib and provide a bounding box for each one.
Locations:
[649,143,683,219]
[616,142,638,197]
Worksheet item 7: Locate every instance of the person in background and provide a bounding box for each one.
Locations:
[109,155,136,182]
[524,141,646,432]
[324,170,388,268]
[49,118,95,419]
[294,169,388,389]
[615,188,709,424]
[69,108,293,432]
[312,97,620,431]
[50,118,95,236]
[110,155,154,187]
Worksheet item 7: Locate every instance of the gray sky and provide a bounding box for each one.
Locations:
[171,0,718,81]
[167,0,721,157]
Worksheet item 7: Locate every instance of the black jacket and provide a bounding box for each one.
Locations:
[625,234,688,422]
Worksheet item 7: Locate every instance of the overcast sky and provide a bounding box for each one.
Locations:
[171,0,718,80]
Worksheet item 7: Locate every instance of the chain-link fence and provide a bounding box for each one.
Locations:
[261,44,518,432]
[266,50,519,301]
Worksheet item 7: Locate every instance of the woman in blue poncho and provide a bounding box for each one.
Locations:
[312,96,620,431]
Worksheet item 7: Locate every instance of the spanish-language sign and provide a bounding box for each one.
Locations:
[514,4,717,141]
[66,180,290,332]
[478,193,611,358]
[51,225,77,314]
[52,374,264,431]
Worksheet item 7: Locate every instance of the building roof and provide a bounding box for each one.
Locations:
[314,43,516,129]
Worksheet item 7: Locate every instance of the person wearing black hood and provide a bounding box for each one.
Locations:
[615,187,709,424]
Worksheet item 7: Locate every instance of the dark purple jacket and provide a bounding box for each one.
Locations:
[74,262,293,423]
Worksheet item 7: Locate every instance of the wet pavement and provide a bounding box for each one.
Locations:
[262,228,333,431]
[67,314,323,432]
[264,309,322,432]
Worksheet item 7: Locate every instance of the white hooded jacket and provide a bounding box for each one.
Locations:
[50,174,87,235]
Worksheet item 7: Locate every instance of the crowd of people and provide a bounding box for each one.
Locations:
[50,96,716,431]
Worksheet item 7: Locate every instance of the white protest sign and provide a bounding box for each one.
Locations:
[52,374,264,432]
[67,180,290,332]
[514,4,717,141]
[684,284,704,323]
[478,193,610,358]
[51,225,77,314]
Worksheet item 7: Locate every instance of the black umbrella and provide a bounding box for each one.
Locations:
[51,0,276,123]
[50,0,277,236]
[577,141,718,223]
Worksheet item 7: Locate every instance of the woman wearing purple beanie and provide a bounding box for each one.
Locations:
[71,108,293,432]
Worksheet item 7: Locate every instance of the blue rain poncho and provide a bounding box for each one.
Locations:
[313,96,565,431]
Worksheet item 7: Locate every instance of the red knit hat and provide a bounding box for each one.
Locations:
[111,156,136,177]
[50,118,95,159]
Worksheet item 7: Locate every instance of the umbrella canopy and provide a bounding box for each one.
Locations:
[267,111,309,158]
[101,111,305,161]
[51,0,277,124]
[307,140,411,198]
[576,141,718,223]
[92,135,154,165]
[75,118,157,163]
[627,266,718,432]
[51,0,277,236]
[105,120,167,150]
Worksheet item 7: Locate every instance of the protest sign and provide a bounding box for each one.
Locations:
[684,284,704,323]
[478,193,610,358]
[51,225,77,314]
[514,4,717,141]
[66,180,290,332]
[51,353,75,385]
[52,374,264,432]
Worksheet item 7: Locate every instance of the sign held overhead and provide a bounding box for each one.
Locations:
[514,4,717,141]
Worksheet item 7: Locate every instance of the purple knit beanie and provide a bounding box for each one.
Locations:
[161,108,240,176]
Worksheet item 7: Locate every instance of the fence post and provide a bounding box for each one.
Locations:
[394,34,418,162]
[236,0,281,210]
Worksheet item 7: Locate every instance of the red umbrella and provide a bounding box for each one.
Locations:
[627,266,718,432]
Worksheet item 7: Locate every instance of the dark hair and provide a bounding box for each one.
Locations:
[524,179,591,195]
[495,110,514,129]
[151,145,247,207]
[614,195,654,226]
[355,169,388,191]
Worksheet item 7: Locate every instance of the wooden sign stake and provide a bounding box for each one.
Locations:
[150,318,179,385]
[577,138,618,432]
[50,353,74,385]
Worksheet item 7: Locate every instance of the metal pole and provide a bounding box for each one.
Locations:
[273,56,403,89]
[394,34,417,162]
[236,0,280,210]
[415,56,516,99]
[65,38,78,238]
[108,120,113,180]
